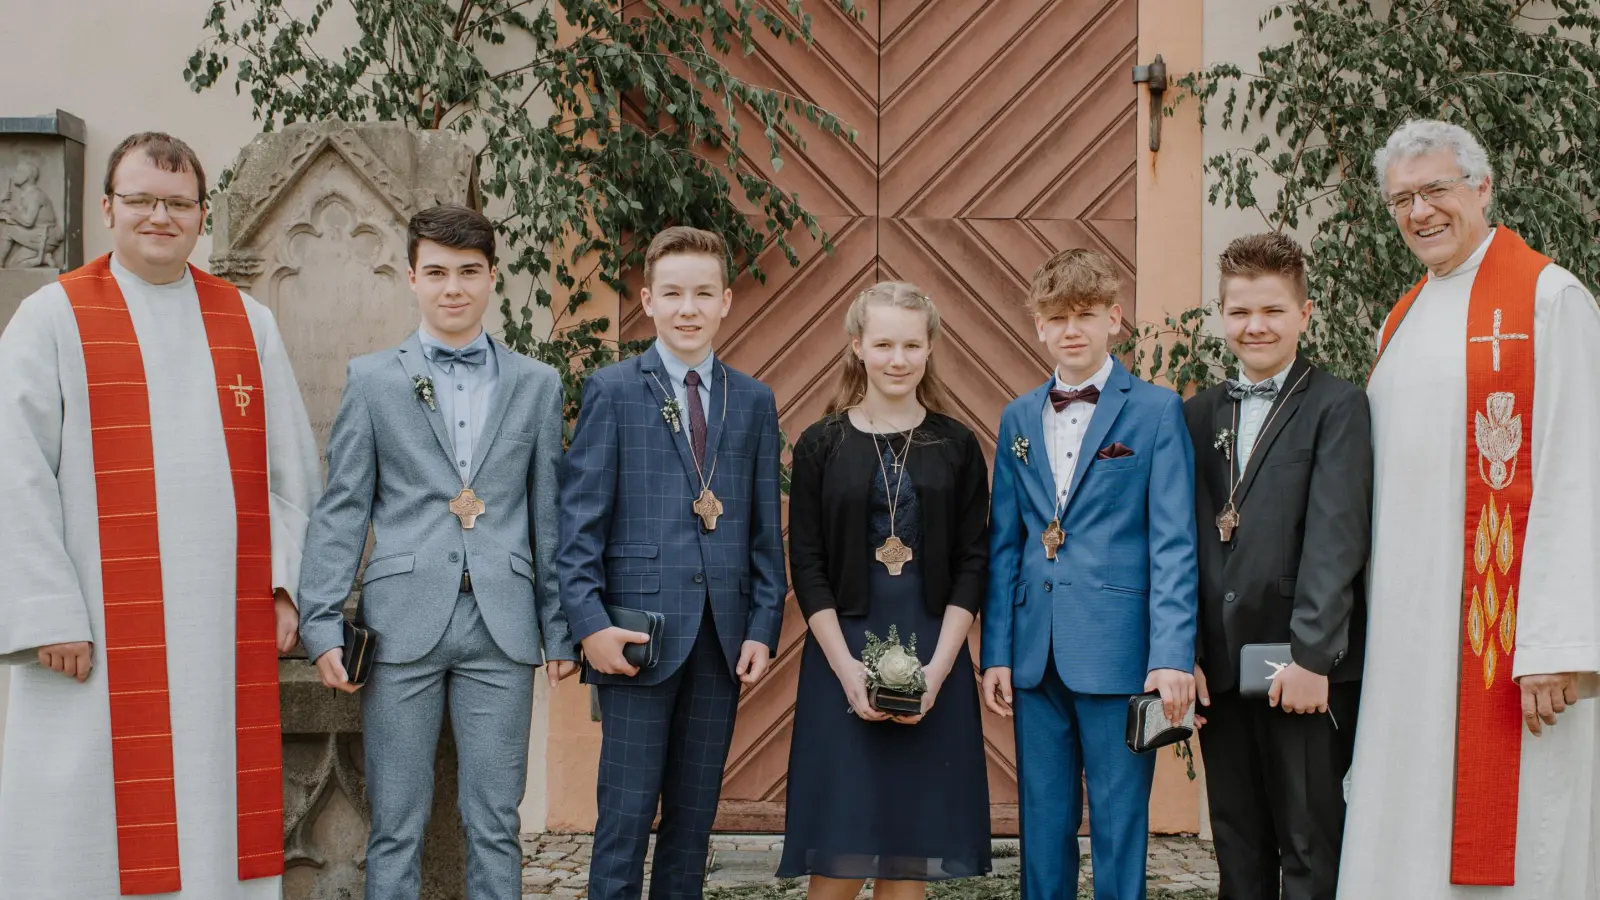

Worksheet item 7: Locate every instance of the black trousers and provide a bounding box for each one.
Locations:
[1198,682,1360,900]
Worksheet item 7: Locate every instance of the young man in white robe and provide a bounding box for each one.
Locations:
[1339,119,1600,899]
[0,132,320,899]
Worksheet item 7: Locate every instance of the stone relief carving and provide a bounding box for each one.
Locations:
[0,160,65,269]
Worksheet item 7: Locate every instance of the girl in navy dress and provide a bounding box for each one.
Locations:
[779,282,992,899]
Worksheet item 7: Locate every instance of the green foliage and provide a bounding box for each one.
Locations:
[185,0,859,433]
[1120,0,1600,392]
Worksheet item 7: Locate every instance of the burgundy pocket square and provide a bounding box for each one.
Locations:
[1096,442,1135,460]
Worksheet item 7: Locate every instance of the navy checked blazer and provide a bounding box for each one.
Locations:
[556,343,787,686]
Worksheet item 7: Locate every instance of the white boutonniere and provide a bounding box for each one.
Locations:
[1214,427,1235,458]
[661,398,683,433]
[1011,435,1031,465]
[413,375,437,411]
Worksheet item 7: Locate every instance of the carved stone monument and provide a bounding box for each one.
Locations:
[0,110,85,331]
[209,120,478,900]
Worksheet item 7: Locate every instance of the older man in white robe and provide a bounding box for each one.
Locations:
[0,132,319,899]
[1339,119,1600,899]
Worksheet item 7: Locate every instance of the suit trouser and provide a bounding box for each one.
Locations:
[1198,683,1360,900]
[589,606,740,900]
[1015,655,1155,900]
[362,590,535,900]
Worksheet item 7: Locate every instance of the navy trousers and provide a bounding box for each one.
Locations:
[588,606,741,900]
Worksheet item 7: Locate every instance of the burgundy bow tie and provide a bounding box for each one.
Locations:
[1049,385,1100,411]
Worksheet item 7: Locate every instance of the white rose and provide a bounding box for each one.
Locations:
[876,645,920,687]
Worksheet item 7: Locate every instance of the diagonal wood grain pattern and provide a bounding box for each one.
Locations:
[621,0,1136,834]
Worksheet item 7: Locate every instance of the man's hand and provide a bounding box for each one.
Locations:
[314,648,360,694]
[736,641,772,685]
[38,642,92,682]
[1194,664,1210,727]
[981,667,1014,718]
[1518,672,1582,736]
[545,659,580,687]
[274,589,300,655]
[1268,663,1328,714]
[579,627,649,677]
[1145,668,1196,724]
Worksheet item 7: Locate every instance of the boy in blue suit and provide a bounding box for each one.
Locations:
[558,226,787,900]
[981,249,1198,900]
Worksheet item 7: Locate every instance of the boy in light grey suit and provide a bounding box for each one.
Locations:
[297,206,578,900]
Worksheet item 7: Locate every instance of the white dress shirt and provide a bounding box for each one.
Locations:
[1234,357,1295,467]
[1043,354,1114,509]
[418,326,499,481]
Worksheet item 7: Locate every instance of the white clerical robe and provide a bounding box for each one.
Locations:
[1339,231,1600,899]
[0,255,320,899]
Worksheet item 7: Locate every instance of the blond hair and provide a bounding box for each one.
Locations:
[1026,248,1121,317]
[643,226,728,287]
[825,282,952,416]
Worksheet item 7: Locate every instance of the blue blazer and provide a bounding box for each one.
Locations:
[981,358,1198,694]
[556,344,787,686]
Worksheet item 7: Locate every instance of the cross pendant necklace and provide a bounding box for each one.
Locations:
[865,410,917,576]
[651,370,729,532]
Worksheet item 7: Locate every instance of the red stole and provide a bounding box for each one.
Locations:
[59,254,284,894]
[1373,229,1549,885]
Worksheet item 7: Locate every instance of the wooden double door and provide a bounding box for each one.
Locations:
[621,0,1140,834]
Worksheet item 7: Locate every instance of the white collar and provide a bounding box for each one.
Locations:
[1240,356,1296,388]
[1433,227,1497,282]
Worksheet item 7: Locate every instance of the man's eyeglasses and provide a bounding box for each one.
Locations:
[113,192,203,216]
[1384,178,1470,215]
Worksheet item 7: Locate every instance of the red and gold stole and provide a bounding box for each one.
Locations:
[1373,228,1549,886]
[59,254,284,895]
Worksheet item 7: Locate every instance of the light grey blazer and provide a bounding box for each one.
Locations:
[297,332,574,666]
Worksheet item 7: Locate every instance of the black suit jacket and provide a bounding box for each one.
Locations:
[1183,356,1373,694]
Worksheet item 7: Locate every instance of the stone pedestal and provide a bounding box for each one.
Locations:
[207,120,478,900]
[0,110,85,332]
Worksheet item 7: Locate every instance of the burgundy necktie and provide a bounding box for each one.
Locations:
[1049,385,1100,411]
[685,369,708,465]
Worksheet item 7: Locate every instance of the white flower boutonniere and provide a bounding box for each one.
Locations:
[661,398,683,434]
[1214,427,1235,458]
[1011,435,1031,465]
[413,375,437,411]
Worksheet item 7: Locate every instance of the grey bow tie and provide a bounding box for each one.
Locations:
[426,344,487,369]
[1226,379,1279,401]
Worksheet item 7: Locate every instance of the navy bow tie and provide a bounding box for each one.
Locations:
[1225,379,1279,401]
[426,344,488,369]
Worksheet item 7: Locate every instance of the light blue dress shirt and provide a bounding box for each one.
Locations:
[419,326,499,481]
[1236,357,1295,466]
[655,340,716,422]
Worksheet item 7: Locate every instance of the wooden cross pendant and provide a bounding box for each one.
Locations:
[449,488,486,529]
[693,488,724,532]
[875,535,914,576]
[1041,519,1066,561]
[1216,503,1240,543]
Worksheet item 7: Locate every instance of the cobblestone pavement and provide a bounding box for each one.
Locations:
[520,834,1219,898]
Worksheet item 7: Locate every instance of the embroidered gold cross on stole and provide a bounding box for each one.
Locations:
[229,374,256,416]
[1468,308,1529,372]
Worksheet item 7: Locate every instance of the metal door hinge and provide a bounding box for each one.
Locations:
[1132,55,1169,152]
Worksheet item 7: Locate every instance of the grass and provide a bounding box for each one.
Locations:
[703,874,1216,900]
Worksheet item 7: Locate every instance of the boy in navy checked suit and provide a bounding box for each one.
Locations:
[557,226,786,900]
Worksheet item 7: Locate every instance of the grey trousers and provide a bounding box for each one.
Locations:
[362,590,534,900]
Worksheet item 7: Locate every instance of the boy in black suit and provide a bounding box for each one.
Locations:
[1184,233,1372,900]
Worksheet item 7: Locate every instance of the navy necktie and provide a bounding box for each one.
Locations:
[685,369,708,465]
[426,343,487,370]
[1049,385,1100,411]
[1225,379,1279,402]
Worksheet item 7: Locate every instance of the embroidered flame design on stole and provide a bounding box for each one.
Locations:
[1371,229,1549,886]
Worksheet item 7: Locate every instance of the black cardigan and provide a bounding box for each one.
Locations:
[787,412,991,619]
